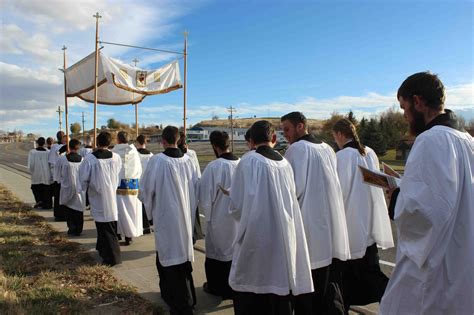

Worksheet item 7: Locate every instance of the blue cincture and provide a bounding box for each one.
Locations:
[118,178,139,190]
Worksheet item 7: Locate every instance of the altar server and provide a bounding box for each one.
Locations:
[48,131,67,221]
[282,112,350,314]
[332,119,394,309]
[136,134,153,234]
[199,130,239,299]
[79,131,122,266]
[139,126,200,314]
[380,72,474,315]
[28,137,52,209]
[229,120,313,315]
[55,139,85,236]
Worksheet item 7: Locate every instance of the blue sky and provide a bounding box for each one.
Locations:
[1,0,472,137]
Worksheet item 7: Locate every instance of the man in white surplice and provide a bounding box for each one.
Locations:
[332,118,394,309]
[112,131,142,245]
[380,72,474,315]
[199,130,239,300]
[138,126,200,314]
[28,137,52,209]
[55,139,86,236]
[136,134,153,235]
[229,120,313,315]
[281,111,350,314]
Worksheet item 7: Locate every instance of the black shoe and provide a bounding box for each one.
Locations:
[54,217,66,222]
[125,237,133,246]
[143,228,151,234]
[41,203,52,209]
[33,202,43,209]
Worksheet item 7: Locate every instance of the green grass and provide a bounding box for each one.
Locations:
[0,185,160,315]
[380,149,406,172]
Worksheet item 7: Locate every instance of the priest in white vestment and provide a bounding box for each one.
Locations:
[229,120,313,315]
[199,130,239,300]
[380,72,474,315]
[79,131,122,266]
[281,112,350,314]
[112,131,143,245]
[332,119,394,310]
[55,139,86,236]
[139,126,200,314]
[136,134,153,235]
[28,137,52,209]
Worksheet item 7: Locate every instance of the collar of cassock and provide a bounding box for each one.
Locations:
[255,145,283,161]
[219,152,239,160]
[137,148,151,155]
[295,133,322,144]
[423,109,463,133]
[164,147,184,158]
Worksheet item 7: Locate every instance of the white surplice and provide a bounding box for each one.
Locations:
[55,155,85,211]
[48,143,64,182]
[199,157,239,261]
[78,152,122,222]
[186,149,201,177]
[112,143,143,238]
[28,149,52,185]
[380,126,474,315]
[138,150,153,177]
[79,147,93,158]
[229,150,313,296]
[336,146,394,258]
[285,140,351,269]
[138,153,200,267]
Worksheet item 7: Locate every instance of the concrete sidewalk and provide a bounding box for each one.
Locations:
[0,164,377,315]
[0,164,233,315]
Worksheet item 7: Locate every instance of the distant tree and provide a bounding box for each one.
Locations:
[212,113,219,120]
[70,122,81,134]
[378,107,409,149]
[346,110,358,126]
[360,118,387,156]
[107,118,121,129]
[319,111,344,143]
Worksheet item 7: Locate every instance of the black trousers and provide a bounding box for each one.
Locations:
[95,221,121,266]
[293,264,344,315]
[233,291,293,315]
[52,182,65,219]
[204,257,233,298]
[156,254,196,315]
[64,206,84,235]
[340,243,389,309]
[31,184,52,207]
[142,204,151,234]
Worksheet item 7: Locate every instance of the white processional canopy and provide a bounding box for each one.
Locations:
[65,51,182,105]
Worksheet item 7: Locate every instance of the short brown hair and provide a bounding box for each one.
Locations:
[162,126,179,145]
[250,120,274,145]
[209,130,230,150]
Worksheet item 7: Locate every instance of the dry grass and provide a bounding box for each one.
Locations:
[0,186,158,314]
[196,117,324,130]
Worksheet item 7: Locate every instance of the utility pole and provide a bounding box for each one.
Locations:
[228,106,236,152]
[56,105,63,131]
[81,112,86,144]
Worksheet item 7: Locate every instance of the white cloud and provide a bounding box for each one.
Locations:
[0,0,205,135]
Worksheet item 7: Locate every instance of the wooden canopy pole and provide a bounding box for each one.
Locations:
[135,104,139,138]
[183,31,188,136]
[93,12,102,148]
[62,45,69,152]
